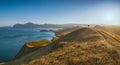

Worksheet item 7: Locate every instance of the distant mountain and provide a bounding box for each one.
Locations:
[13,22,97,28]
[13,22,60,28]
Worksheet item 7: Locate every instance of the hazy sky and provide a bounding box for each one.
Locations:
[0,0,120,26]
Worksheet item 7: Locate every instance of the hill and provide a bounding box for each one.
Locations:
[53,26,81,37]
[3,27,120,65]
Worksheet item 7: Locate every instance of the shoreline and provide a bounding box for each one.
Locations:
[0,28,57,63]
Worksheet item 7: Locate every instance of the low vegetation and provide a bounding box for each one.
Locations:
[53,26,81,37]
[95,25,120,36]
[26,39,51,47]
[23,41,120,65]
[3,27,120,65]
[52,37,60,42]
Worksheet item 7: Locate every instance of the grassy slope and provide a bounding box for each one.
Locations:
[4,27,120,65]
[53,26,81,37]
[95,25,120,36]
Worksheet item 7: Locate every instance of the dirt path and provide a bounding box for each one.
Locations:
[96,29,120,50]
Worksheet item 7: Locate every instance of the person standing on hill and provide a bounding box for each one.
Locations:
[88,25,90,27]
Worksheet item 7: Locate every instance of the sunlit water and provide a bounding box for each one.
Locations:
[0,27,59,62]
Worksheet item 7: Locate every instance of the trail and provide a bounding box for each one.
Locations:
[96,29,120,50]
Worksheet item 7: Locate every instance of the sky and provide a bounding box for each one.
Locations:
[0,0,120,26]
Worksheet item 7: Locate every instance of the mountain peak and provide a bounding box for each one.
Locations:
[26,22,34,25]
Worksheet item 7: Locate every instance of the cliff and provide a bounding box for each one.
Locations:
[15,39,51,60]
[4,27,120,65]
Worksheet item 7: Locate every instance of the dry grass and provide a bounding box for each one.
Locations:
[4,27,120,65]
[95,25,120,36]
[23,40,120,65]
[26,39,51,47]
[60,28,103,42]
[52,37,60,42]
[54,26,81,37]
[0,63,5,65]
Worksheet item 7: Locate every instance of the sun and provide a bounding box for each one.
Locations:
[102,12,119,25]
[103,13,116,22]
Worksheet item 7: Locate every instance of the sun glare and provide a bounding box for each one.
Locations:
[104,12,116,22]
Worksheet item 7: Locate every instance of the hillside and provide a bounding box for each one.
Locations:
[14,39,51,60]
[3,27,120,65]
[95,25,120,36]
[53,26,81,37]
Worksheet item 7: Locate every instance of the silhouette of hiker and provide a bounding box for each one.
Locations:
[88,25,90,27]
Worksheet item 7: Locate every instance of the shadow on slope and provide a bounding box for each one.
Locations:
[60,28,103,42]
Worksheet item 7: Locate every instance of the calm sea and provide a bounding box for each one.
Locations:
[0,27,58,62]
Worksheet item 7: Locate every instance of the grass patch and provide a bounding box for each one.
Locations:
[26,39,51,47]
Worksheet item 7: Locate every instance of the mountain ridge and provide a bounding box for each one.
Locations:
[13,22,60,28]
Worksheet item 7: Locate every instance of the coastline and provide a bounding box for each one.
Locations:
[0,28,56,63]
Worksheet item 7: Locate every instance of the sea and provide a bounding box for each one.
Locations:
[0,27,59,62]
